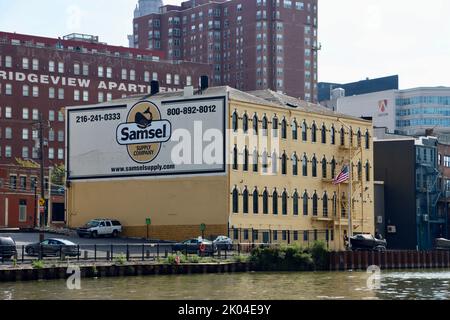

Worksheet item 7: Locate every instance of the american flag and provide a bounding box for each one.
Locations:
[333,166,350,185]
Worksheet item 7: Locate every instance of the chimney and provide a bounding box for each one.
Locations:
[150,80,160,95]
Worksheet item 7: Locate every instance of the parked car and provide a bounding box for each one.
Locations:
[213,236,233,251]
[172,238,216,255]
[350,234,387,252]
[25,239,80,257]
[77,219,122,238]
[0,237,17,260]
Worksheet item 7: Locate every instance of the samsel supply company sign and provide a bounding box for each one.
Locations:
[66,96,226,180]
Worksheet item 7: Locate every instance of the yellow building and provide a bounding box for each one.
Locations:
[66,86,374,250]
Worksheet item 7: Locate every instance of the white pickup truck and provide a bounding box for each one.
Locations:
[76,219,123,238]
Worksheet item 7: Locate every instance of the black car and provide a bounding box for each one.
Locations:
[172,239,216,255]
[25,239,80,257]
[350,234,387,252]
[0,237,17,260]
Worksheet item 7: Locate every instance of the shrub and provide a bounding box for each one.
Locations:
[32,260,45,269]
[114,254,126,266]
[308,241,329,270]
[250,245,315,271]
[233,255,249,263]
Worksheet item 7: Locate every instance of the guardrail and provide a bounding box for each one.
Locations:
[0,243,269,265]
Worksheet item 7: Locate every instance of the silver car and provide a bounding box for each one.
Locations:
[213,236,233,251]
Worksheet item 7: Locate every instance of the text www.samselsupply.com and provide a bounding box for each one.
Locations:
[111,164,176,173]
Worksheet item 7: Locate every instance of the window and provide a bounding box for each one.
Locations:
[253,149,258,172]
[19,200,27,222]
[233,145,238,170]
[106,67,112,79]
[5,84,12,95]
[281,118,287,139]
[22,128,29,140]
[311,122,317,142]
[253,114,258,134]
[32,109,39,120]
[5,56,12,68]
[282,153,287,175]
[273,190,278,215]
[166,73,172,84]
[293,191,299,216]
[74,63,80,75]
[83,91,89,102]
[243,188,249,214]
[272,151,278,174]
[340,127,345,146]
[22,147,29,159]
[49,87,55,99]
[331,126,336,145]
[357,161,362,181]
[74,90,80,101]
[302,121,307,141]
[243,113,249,133]
[98,92,104,102]
[58,111,64,122]
[243,147,249,171]
[282,191,288,216]
[130,70,136,81]
[349,127,354,146]
[365,130,370,149]
[5,127,12,139]
[32,86,39,97]
[232,187,239,213]
[262,115,268,136]
[365,161,371,181]
[272,116,278,137]
[98,66,104,77]
[58,130,64,142]
[322,157,327,179]
[262,151,268,173]
[331,158,337,179]
[22,58,29,69]
[333,193,337,216]
[321,124,327,144]
[23,85,29,96]
[253,189,259,214]
[312,156,317,177]
[58,88,64,100]
[263,188,269,214]
[49,110,55,122]
[9,175,17,190]
[22,108,29,120]
[49,61,55,72]
[303,192,309,216]
[302,154,308,176]
[292,153,298,176]
[83,64,89,76]
[323,192,328,217]
[49,129,55,141]
[292,120,298,140]
[58,62,64,73]
[5,107,12,119]
[144,71,150,82]
[5,146,12,158]
[232,111,238,132]
[312,192,318,216]
[31,58,38,71]
[48,148,55,159]
[357,129,362,147]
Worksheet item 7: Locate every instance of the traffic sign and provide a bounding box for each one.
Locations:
[39,206,45,213]
[39,198,45,207]
[146,218,152,225]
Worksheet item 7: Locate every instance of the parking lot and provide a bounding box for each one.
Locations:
[0,232,240,265]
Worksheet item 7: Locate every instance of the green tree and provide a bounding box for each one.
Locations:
[51,164,66,186]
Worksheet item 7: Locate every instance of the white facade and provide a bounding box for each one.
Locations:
[337,90,397,133]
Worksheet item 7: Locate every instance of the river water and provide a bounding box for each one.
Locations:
[1,270,450,300]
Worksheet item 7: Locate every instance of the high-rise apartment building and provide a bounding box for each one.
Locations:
[131,0,319,101]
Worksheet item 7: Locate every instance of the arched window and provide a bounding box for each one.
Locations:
[263,188,269,214]
[253,114,259,134]
[311,122,317,143]
[253,149,259,172]
[312,155,318,177]
[282,190,288,216]
[302,154,308,177]
[349,127,354,146]
[281,152,288,175]
[323,192,329,217]
[331,157,337,179]
[331,126,336,145]
[233,144,238,170]
[253,188,259,214]
[262,115,268,137]
[272,116,279,138]
[281,118,287,139]
[232,187,239,213]
[293,190,299,216]
[341,193,347,217]
[340,127,345,146]
[232,111,238,132]
[357,129,362,147]
[365,130,370,149]
[332,192,337,216]
[302,121,308,141]
[303,191,309,216]
[243,188,249,214]
[322,157,327,179]
[292,153,299,176]
[312,192,318,216]
[365,161,371,181]
[243,147,249,172]
[292,120,298,140]
[321,124,327,144]
[357,160,362,181]
[243,113,249,134]
[262,151,268,173]
[273,189,279,215]
[272,151,278,174]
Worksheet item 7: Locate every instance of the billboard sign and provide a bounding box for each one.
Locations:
[67,96,226,180]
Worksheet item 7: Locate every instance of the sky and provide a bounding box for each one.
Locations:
[0,0,449,89]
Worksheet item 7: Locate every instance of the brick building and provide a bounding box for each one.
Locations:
[131,0,319,101]
[0,31,212,228]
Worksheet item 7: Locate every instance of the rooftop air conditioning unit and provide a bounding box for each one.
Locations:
[387,225,396,234]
